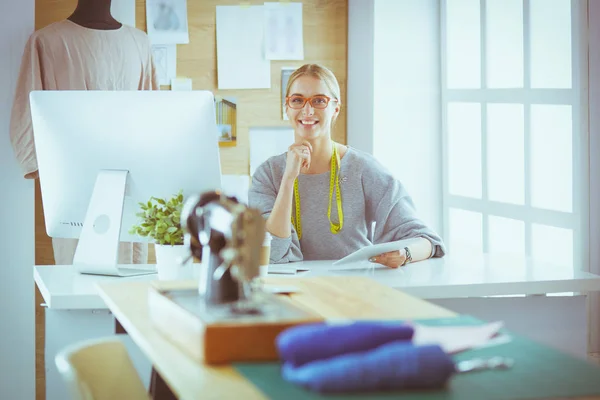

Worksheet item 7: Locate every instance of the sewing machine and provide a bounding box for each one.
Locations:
[147,191,321,364]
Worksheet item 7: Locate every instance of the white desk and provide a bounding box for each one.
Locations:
[34,252,600,309]
[34,267,157,309]
[34,253,600,399]
[292,252,600,299]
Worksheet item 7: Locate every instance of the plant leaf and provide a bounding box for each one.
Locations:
[134,191,184,245]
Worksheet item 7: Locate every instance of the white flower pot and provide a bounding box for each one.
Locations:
[154,244,193,280]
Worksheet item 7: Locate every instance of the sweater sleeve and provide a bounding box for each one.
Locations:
[248,162,303,264]
[9,34,43,178]
[363,160,446,258]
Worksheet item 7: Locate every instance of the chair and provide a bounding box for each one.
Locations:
[55,337,150,400]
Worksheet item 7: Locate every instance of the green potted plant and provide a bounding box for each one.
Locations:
[129,190,191,279]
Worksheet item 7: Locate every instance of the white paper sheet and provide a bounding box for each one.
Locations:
[281,66,296,120]
[249,127,294,176]
[331,239,415,266]
[264,2,304,60]
[221,175,250,204]
[267,265,298,275]
[412,321,509,354]
[146,0,189,44]
[170,77,192,91]
[216,5,271,90]
[152,44,177,85]
[111,0,136,27]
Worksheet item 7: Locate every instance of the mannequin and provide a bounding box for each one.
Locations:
[68,0,122,30]
[10,2,158,266]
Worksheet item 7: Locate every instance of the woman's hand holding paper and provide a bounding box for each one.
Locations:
[369,249,407,269]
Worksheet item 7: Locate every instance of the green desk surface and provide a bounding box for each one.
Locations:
[234,315,600,400]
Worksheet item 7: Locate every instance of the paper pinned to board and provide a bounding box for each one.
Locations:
[249,127,294,176]
[170,77,192,91]
[216,5,271,90]
[146,0,190,44]
[221,175,250,205]
[111,0,136,27]
[264,2,304,60]
[152,44,177,85]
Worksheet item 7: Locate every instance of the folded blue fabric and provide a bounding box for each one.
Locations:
[276,321,414,367]
[281,341,455,393]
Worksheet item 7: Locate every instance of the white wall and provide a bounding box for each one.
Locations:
[347,0,375,155]
[0,0,35,398]
[348,0,443,234]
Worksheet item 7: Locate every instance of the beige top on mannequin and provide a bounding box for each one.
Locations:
[9,19,159,179]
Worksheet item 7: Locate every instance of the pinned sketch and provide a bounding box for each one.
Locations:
[146,0,189,44]
[250,127,294,175]
[152,44,177,85]
[216,5,271,89]
[264,2,304,60]
[281,66,296,120]
[111,0,136,27]
[216,96,238,147]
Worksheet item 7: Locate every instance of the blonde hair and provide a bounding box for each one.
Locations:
[285,64,342,105]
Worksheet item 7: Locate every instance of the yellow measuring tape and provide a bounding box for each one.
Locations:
[291,142,343,239]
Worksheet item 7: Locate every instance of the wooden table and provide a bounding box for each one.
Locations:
[96,276,456,399]
[96,276,600,400]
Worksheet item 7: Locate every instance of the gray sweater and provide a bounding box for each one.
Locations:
[248,147,446,263]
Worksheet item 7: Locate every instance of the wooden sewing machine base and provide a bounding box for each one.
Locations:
[148,281,322,365]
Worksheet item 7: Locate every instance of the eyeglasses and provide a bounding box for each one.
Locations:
[285,95,338,109]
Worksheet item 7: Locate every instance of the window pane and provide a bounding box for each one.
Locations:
[488,216,525,255]
[448,102,482,198]
[530,105,572,212]
[532,223,573,268]
[449,208,483,253]
[486,0,524,88]
[487,104,524,204]
[446,0,481,88]
[530,0,572,88]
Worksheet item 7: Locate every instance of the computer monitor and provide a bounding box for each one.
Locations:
[29,90,222,276]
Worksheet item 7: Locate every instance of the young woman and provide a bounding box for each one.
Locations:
[248,64,445,268]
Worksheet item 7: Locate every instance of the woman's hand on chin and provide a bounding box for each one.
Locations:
[283,141,312,181]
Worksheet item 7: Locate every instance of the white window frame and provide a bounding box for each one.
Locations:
[586,0,600,353]
[440,0,589,272]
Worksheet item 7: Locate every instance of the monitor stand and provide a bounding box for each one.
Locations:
[73,170,156,277]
